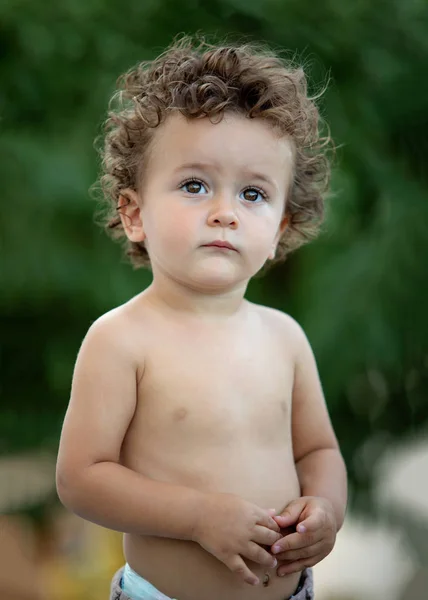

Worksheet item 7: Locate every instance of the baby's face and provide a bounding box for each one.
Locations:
[138,112,294,291]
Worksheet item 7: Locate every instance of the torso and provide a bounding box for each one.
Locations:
[119,297,302,600]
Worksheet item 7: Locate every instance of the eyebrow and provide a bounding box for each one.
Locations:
[174,162,279,192]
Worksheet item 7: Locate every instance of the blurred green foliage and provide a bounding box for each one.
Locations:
[1,0,427,515]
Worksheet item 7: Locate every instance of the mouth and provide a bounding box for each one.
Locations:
[202,240,237,251]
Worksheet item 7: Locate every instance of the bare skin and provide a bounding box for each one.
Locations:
[120,294,302,599]
[56,112,346,600]
[58,292,304,599]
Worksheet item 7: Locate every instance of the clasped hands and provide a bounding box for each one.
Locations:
[269,496,337,577]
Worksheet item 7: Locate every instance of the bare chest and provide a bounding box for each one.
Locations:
[131,333,294,448]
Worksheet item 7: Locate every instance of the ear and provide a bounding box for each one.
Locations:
[269,215,289,260]
[117,189,145,243]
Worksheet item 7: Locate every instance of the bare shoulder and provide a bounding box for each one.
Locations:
[87,295,140,333]
[249,301,307,349]
[84,293,148,361]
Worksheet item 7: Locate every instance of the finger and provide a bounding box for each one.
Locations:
[244,541,278,568]
[273,499,306,528]
[252,524,282,546]
[258,512,281,533]
[277,557,315,577]
[227,555,260,586]
[296,511,324,534]
[274,541,324,563]
[272,530,320,554]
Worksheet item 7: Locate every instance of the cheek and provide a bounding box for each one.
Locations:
[145,206,196,254]
[249,216,281,251]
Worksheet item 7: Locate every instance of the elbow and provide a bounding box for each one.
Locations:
[55,467,86,513]
[56,468,74,509]
[55,461,110,517]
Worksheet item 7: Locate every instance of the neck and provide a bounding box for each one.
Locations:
[143,271,249,320]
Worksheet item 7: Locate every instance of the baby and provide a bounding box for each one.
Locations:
[56,35,347,600]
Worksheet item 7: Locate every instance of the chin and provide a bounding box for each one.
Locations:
[188,265,244,292]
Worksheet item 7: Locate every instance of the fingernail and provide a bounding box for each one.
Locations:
[272,558,277,567]
[297,525,306,533]
[272,545,281,554]
[279,571,286,577]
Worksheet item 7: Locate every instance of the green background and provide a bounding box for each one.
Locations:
[1,0,427,520]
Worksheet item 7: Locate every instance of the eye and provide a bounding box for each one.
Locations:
[240,187,267,203]
[180,178,208,195]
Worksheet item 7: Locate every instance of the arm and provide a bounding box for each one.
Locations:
[295,449,347,530]
[291,321,347,530]
[270,318,347,575]
[58,462,205,539]
[56,315,204,541]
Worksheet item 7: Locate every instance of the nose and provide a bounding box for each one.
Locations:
[206,194,239,229]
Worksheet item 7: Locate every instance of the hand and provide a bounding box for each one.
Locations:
[193,492,282,586]
[271,496,337,576]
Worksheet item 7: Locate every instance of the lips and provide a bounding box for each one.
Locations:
[203,241,237,251]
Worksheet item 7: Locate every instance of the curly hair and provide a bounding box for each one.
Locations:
[94,34,333,268]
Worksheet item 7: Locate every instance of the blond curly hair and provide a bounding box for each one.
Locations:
[94,34,332,268]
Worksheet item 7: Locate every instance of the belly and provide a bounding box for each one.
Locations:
[122,444,301,600]
[123,534,302,600]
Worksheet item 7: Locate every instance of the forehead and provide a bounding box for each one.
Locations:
[147,112,294,181]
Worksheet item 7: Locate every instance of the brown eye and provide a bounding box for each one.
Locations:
[187,181,201,193]
[182,180,206,194]
[242,188,264,202]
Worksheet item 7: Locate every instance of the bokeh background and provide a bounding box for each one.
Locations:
[1,1,428,599]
